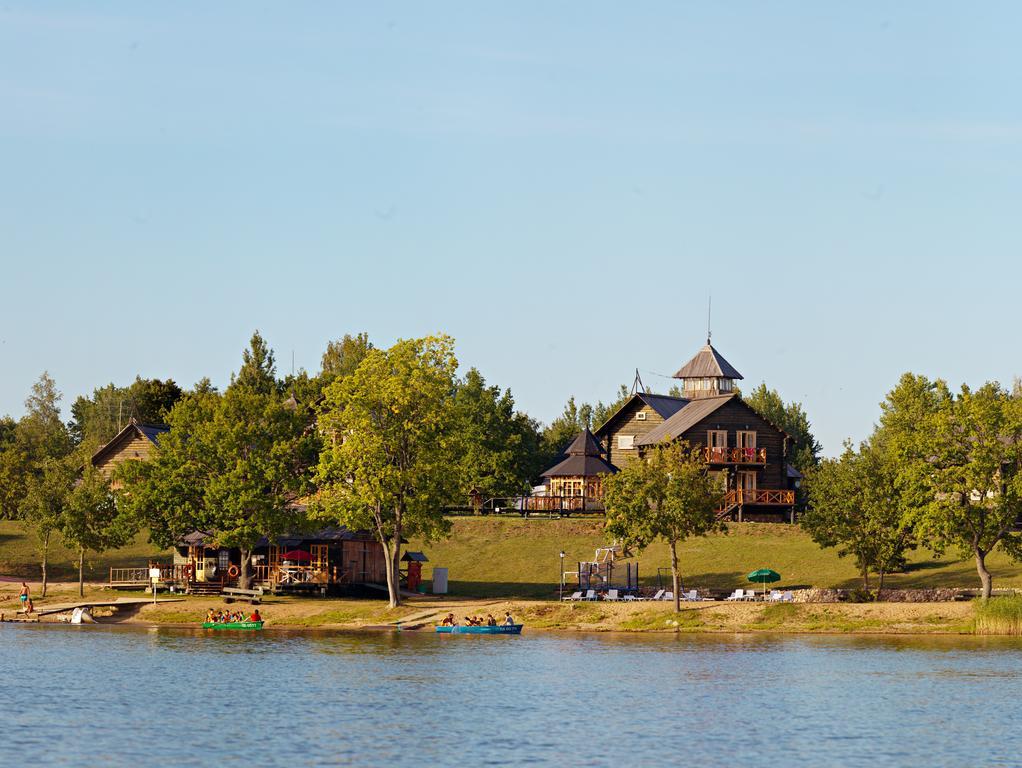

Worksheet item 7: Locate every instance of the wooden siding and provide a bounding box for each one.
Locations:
[679,399,788,492]
[599,400,667,469]
[94,433,158,485]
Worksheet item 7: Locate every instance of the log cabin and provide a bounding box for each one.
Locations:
[537,339,799,522]
[91,418,169,489]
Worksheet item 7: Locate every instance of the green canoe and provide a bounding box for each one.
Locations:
[201,620,264,631]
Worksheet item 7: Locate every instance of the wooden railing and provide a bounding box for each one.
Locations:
[518,496,605,513]
[718,489,795,512]
[705,447,767,464]
[109,564,192,585]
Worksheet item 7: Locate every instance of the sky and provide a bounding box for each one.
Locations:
[2,3,1020,455]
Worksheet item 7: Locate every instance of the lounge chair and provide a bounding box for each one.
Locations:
[562,591,583,602]
[662,592,674,601]
[682,590,700,602]
[583,589,597,601]
[725,589,744,601]
[622,594,640,601]
[769,590,782,602]
[604,589,621,601]
[646,589,665,602]
[782,591,794,602]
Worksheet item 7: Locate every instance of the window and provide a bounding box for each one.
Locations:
[618,435,634,450]
[218,550,230,571]
[636,411,647,421]
[736,431,757,449]
[706,429,727,462]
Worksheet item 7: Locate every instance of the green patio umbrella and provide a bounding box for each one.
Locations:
[747,568,781,598]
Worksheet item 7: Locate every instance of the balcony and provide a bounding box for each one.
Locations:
[717,488,795,515]
[705,446,767,465]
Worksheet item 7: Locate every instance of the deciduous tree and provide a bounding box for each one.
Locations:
[314,335,458,608]
[603,441,725,612]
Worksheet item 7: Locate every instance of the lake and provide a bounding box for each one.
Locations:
[3,624,1021,767]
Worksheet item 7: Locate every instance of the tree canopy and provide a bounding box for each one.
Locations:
[604,441,725,611]
[313,335,458,607]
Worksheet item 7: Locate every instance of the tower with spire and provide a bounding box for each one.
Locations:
[672,338,743,399]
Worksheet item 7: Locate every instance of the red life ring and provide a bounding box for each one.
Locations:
[227,564,240,578]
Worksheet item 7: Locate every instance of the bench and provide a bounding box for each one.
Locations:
[221,587,264,605]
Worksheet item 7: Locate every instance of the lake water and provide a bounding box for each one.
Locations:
[3,625,1022,767]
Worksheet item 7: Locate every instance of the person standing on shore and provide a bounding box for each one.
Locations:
[19,582,32,614]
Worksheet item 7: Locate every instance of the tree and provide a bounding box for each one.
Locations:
[119,336,318,588]
[910,382,1022,599]
[802,442,914,591]
[17,373,72,464]
[61,463,131,597]
[744,383,822,474]
[0,416,26,520]
[320,332,374,381]
[603,441,725,612]
[540,397,594,472]
[449,368,541,504]
[18,455,76,597]
[69,377,182,446]
[314,335,458,608]
[591,385,632,430]
[230,330,279,396]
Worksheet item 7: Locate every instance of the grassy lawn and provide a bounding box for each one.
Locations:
[3,517,1020,600]
[0,520,170,581]
[411,517,1022,598]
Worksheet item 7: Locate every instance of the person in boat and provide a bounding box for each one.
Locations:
[486,614,497,626]
[504,611,515,626]
[249,609,261,622]
[206,609,216,623]
[440,613,456,626]
[465,616,481,626]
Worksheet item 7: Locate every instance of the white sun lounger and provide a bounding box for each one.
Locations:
[725,589,744,601]
[604,589,621,601]
[682,590,700,602]
[583,589,597,601]
[562,591,583,601]
[645,589,665,602]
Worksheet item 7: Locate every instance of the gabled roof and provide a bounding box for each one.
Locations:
[90,418,169,467]
[636,394,736,446]
[593,392,689,436]
[673,342,743,380]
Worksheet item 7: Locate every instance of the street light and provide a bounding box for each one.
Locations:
[559,551,566,601]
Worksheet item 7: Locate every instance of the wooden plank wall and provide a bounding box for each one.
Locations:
[598,400,667,469]
[683,400,788,490]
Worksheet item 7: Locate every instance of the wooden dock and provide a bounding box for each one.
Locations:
[18,597,184,617]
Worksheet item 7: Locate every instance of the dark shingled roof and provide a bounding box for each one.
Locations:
[180,526,379,548]
[637,393,689,420]
[542,453,618,478]
[564,428,605,457]
[636,394,737,446]
[786,464,804,480]
[542,428,617,477]
[673,343,743,380]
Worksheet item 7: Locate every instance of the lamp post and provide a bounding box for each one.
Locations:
[559,551,566,601]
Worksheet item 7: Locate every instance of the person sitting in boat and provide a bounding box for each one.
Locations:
[503,611,515,626]
[206,609,216,623]
[466,616,482,626]
[486,614,497,626]
[440,613,456,626]
[249,609,261,622]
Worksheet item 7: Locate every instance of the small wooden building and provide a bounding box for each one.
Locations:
[91,418,169,488]
[173,527,389,593]
[533,428,617,513]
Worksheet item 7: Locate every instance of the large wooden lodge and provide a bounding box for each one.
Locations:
[533,340,799,522]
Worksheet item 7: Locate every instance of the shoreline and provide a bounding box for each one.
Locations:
[3,593,987,636]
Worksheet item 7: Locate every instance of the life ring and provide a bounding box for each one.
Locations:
[227,564,240,579]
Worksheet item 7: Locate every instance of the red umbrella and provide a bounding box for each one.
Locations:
[281,549,312,562]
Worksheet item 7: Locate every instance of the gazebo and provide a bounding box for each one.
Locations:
[541,429,617,512]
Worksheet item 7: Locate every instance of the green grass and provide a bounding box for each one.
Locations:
[973,596,1022,635]
[0,521,170,580]
[3,517,1021,600]
[410,518,1022,598]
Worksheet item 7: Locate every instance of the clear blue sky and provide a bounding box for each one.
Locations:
[2,3,1020,455]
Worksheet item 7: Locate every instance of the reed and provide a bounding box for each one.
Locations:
[973,595,1022,635]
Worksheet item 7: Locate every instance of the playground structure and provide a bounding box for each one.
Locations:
[567,543,639,595]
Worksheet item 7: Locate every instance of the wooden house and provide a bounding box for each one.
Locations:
[90,418,169,488]
[527,429,617,513]
[580,339,797,522]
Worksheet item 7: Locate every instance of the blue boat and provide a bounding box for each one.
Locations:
[435,624,523,635]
